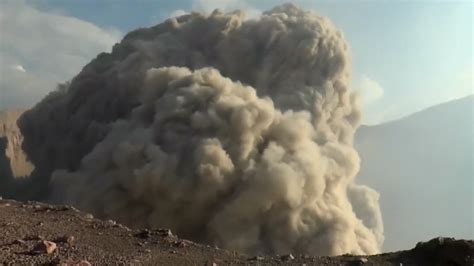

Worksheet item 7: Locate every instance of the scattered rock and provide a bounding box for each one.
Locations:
[56,259,91,266]
[135,229,151,239]
[77,260,92,266]
[31,240,57,254]
[0,200,472,265]
[249,256,264,261]
[113,223,131,231]
[353,257,368,264]
[174,240,190,248]
[32,205,54,213]
[157,228,172,237]
[281,254,295,261]
[64,205,80,212]
[25,234,44,240]
[56,235,75,246]
[12,239,26,246]
[84,214,94,220]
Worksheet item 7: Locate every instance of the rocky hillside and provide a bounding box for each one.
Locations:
[0,198,472,265]
[0,110,33,187]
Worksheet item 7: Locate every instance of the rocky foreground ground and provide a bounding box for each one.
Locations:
[0,198,472,265]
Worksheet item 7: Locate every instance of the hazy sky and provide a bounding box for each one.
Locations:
[0,0,472,124]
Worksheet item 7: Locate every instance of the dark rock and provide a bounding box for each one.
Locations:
[248,256,264,261]
[352,257,368,265]
[412,237,474,265]
[135,229,151,239]
[12,239,26,246]
[157,228,172,237]
[56,235,75,246]
[31,240,57,254]
[281,254,295,261]
[174,240,190,248]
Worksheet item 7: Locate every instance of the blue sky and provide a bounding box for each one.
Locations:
[1,0,472,124]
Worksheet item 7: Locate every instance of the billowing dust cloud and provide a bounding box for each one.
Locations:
[17,4,383,255]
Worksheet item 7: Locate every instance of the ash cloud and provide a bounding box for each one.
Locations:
[16,4,383,255]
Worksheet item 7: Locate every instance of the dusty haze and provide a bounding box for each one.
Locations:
[5,4,383,256]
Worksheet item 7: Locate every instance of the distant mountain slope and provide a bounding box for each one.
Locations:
[355,95,474,252]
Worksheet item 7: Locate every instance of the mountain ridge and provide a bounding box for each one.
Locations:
[355,94,473,251]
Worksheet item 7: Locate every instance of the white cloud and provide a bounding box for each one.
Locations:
[11,64,26,73]
[357,75,384,105]
[192,0,261,19]
[168,9,189,18]
[0,0,121,110]
[354,75,386,125]
[193,0,239,12]
[159,1,261,33]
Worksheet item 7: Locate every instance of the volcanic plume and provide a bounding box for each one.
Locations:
[15,4,383,255]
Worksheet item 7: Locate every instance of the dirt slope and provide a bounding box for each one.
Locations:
[0,198,472,265]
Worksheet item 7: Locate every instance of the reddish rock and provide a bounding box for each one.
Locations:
[32,240,57,254]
